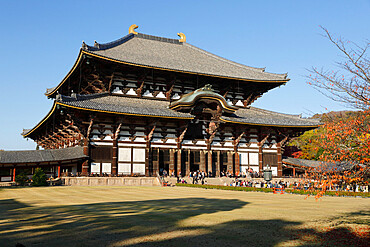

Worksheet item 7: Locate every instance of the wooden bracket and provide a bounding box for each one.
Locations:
[166,82,175,100]
[146,125,156,142]
[113,123,122,140]
[279,135,289,146]
[177,127,187,144]
[135,80,145,97]
[86,119,94,139]
[233,131,245,147]
[258,134,270,146]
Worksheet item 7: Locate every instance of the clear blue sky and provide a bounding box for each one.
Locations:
[1,0,369,150]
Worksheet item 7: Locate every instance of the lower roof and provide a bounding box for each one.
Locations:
[23,93,320,137]
[0,146,86,164]
[57,93,194,119]
[57,93,319,127]
[221,107,320,127]
[282,157,359,172]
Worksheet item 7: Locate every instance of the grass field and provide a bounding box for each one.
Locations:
[0,186,369,247]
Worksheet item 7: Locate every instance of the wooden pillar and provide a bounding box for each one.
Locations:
[277,142,283,177]
[185,150,190,176]
[12,167,16,182]
[258,144,263,174]
[169,149,175,176]
[227,151,233,174]
[153,149,159,176]
[57,162,61,178]
[177,149,182,177]
[293,167,296,177]
[112,139,118,175]
[82,138,89,175]
[216,151,221,176]
[199,150,206,172]
[207,151,213,176]
[145,142,150,177]
[234,152,240,177]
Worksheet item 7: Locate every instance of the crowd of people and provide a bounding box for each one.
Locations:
[172,170,369,192]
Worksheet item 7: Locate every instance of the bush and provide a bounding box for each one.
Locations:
[15,172,28,186]
[32,168,48,186]
[175,183,370,198]
[176,183,274,193]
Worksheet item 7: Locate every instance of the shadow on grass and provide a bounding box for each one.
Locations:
[0,198,368,247]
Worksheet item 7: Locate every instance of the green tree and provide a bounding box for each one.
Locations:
[15,172,28,186]
[32,168,48,186]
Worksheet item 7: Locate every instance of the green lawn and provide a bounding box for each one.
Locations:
[0,186,369,247]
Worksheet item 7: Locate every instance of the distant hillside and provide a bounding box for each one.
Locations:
[311,110,360,122]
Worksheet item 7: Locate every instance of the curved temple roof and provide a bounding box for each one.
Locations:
[169,84,238,114]
[282,157,361,172]
[85,33,288,81]
[23,92,320,138]
[46,32,289,97]
[221,107,321,127]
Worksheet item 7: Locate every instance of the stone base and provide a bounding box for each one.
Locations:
[62,177,161,186]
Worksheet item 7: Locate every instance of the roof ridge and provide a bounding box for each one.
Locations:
[136,33,182,44]
[83,32,182,52]
[83,33,135,51]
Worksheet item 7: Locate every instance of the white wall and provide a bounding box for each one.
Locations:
[133,164,145,175]
[133,148,145,162]
[240,153,248,165]
[119,148,131,162]
[91,162,100,174]
[249,153,259,165]
[118,163,131,175]
[102,163,112,174]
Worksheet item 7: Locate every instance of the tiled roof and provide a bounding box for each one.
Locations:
[221,107,320,127]
[0,146,86,164]
[84,33,288,81]
[57,93,194,119]
[45,87,56,95]
[282,157,359,172]
[56,93,319,127]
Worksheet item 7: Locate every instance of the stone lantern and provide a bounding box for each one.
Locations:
[264,165,272,182]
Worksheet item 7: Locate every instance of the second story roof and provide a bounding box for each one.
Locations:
[83,31,288,82]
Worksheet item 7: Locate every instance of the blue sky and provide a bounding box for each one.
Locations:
[1,0,369,150]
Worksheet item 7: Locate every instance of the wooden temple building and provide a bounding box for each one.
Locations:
[1,25,320,181]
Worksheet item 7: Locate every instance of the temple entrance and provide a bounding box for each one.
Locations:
[220,152,228,174]
[190,151,200,172]
[211,151,231,176]
[181,151,187,176]
[158,149,170,176]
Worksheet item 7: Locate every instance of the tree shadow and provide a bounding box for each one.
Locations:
[0,198,247,247]
[0,198,368,247]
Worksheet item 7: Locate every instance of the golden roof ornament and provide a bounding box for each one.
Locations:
[177,32,186,42]
[129,24,138,35]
